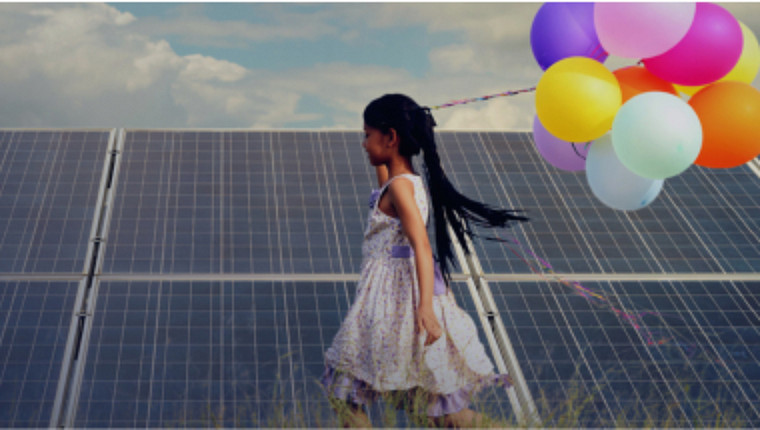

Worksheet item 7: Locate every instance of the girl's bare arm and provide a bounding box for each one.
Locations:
[388,177,442,346]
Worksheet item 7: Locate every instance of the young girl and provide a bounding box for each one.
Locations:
[321,94,528,427]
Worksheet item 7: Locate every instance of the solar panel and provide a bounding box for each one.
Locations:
[0,280,80,427]
[450,132,760,276]
[73,280,507,427]
[2,129,758,428]
[0,130,111,273]
[489,279,760,427]
[101,131,378,275]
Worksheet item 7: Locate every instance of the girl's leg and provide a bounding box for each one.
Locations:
[329,397,372,428]
[431,408,489,428]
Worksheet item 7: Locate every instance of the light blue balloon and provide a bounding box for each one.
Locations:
[611,92,702,179]
[586,134,664,211]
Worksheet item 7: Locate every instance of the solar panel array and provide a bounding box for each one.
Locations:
[1,129,758,428]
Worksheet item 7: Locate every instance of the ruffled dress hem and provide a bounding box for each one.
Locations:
[320,365,511,417]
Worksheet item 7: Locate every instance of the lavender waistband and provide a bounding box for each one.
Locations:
[391,246,447,296]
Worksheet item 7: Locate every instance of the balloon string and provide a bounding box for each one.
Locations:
[484,231,732,370]
[589,42,609,62]
[571,142,587,160]
[429,86,537,110]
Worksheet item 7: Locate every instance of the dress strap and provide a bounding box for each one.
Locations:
[379,173,419,194]
[375,174,420,209]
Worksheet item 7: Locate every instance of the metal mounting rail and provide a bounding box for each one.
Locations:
[50,129,125,428]
[449,225,540,426]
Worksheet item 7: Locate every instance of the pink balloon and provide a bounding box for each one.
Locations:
[594,3,696,59]
[643,3,742,86]
[532,116,590,171]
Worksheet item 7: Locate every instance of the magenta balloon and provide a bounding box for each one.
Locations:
[531,2,608,71]
[594,3,696,59]
[643,3,742,86]
[532,115,590,171]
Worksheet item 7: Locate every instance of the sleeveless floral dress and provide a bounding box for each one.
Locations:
[321,174,510,416]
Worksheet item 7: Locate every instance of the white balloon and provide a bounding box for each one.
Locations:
[586,134,664,211]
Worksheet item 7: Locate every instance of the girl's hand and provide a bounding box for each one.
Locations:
[416,304,442,346]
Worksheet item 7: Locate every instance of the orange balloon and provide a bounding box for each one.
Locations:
[614,66,678,103]
[689,81,760,168]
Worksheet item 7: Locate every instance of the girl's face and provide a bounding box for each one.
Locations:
[362,123,394,166]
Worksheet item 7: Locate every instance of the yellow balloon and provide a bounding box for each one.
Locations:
[676,21,760,96]
[535,57,622,142]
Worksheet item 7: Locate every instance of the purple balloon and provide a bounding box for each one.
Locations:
[531,2,608,70]
[532,115,591,171]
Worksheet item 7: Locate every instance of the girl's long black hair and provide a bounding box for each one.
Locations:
[364,93,528,281]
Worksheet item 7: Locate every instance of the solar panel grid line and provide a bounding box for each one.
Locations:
[298,132,321,274]
[526,135,729,423]
[647,193,760,417]
[0,281,80,427]
[490,133,628,421]
[16,132,64,273]
[477,132,544,274]
[316,131,343,277]
[696,166,760,245]
[526,132,617,275]
[692,167,760,272]
[485,132,587,274]
[670,280,760,424]
[268,133,300,408]
[689,282,760,419]
[320,131,359,303]
[518,132,604,274]
[605,212,744,423]
[599,281,707,425]
[270,133,285,274]
[663,281,759,425]
[659,179,729,273]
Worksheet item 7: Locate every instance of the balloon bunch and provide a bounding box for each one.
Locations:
[530,2,760,211]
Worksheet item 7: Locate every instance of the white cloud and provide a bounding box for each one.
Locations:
[0,3,546,129]
[437,98,533,131]
[180,54,247,83]
[130,4,340,48]
[6,3,753,130]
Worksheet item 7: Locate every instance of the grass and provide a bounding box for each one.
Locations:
[166,349,751,428]
[170,370,748,428]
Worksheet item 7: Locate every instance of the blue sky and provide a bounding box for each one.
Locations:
[0,2,758,130]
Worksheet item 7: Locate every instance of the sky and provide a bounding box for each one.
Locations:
[0,2,759,131]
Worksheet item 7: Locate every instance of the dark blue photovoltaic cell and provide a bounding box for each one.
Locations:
[74,280,509,428]
[0,130,110,273]
[101,131,760,277]
[489,279,760,427]
[437,132,760,275]
[102,131,380,274]
[0,281,79,427]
